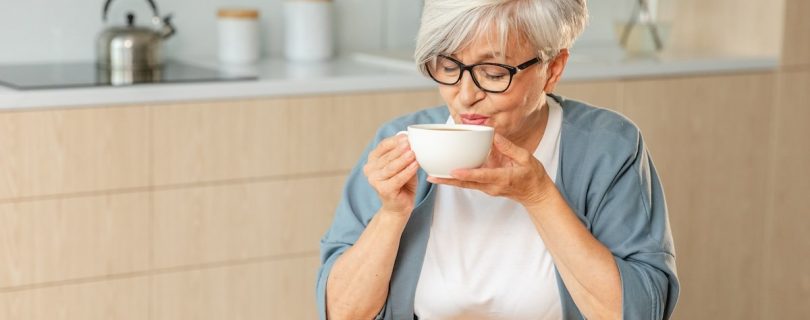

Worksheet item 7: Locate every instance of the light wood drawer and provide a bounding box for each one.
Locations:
[0,192,150,288]
[555,80,623,112]
[0,106,149,200]
[151,256,319,320]
[0,276,148,320]
[151,90,441,186]
[152,175,344,269]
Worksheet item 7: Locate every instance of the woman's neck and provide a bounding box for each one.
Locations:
[512,100,549,153]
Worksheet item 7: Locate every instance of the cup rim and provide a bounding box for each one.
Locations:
[408,124,494,132]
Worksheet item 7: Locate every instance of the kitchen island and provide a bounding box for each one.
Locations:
[0,49,799,320]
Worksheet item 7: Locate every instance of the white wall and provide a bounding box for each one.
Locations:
[0,0,634,64]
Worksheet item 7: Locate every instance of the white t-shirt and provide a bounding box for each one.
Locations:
[414,99,564,320]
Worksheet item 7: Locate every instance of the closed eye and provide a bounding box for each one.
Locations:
[442,66,459,73]
[484,72,508,80]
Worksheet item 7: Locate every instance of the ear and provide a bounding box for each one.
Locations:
[543,48,570,93]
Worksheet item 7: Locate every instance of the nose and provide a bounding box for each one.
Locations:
[457,70,485,107]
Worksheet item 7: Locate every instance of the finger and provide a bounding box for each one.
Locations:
[481,150,501,168]
[369,137,408,173]
[493,134,532,164]
[450,167,507,184]
[377,150,416,180]
[427,176,487,191]
[369,135,407,161]
[387,160,419,189]
[376,139,410,169]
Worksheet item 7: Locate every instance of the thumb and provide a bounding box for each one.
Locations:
[493,134,529,163]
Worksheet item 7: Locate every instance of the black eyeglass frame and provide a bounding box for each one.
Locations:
[426,55,543,93]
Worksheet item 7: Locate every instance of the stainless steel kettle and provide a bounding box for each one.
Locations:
[96,0,175,72]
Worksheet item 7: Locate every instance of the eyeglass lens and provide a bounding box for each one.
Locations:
[427,56,513,92]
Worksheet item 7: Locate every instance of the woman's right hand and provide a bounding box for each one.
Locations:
[363,134,420,217]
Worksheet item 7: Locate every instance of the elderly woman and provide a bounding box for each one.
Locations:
[316,0,679,319]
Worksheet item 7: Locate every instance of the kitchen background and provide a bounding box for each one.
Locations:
[0,0,780,64]
[1,0,611,63]
[0,0,807,319]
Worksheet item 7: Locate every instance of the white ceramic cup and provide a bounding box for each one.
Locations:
[400,124,495,178]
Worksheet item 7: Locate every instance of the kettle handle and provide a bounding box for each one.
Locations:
[102,0,160,22]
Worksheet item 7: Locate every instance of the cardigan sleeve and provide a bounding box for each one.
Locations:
[314,107,446,320]
[587,132,680,320]
[315,138,387,320]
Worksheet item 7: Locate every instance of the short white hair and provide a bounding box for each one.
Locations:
[414,0,589,75]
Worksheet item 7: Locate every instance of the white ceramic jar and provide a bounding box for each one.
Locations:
[283,0,334,62]
[217,8,260,64]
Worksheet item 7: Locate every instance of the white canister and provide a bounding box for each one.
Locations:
[217,8,260,64]
[283,0,334,61]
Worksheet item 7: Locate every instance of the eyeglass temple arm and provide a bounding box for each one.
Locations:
[516,57,542,70]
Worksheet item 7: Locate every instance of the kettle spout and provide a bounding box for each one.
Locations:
[160,14,176,39]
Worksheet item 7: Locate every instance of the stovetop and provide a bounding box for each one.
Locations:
[0,60,257,90]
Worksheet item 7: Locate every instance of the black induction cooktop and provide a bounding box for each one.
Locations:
[0,60,257,90]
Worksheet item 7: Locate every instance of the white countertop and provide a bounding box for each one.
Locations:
[0,50,778,110]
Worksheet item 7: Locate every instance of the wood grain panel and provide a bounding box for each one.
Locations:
[0,277,148,320]
[150,97,289,186]
[554,80,623,113]
[763,70,810,318]
[0,193,149,288]
[621,73,775,319]
[781,0,810,67]
[151,90,441,186]
[0,106,148,200]
[286,90,440,177]
[151,256,319,320]
[665,0,784,56]
[152,175,344,269]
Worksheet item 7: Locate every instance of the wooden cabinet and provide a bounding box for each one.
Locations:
[1,73,806,318]
[763,70,810,318]
[0,277,148,320]
[0,89,442,320]
[782,0,810,67]
[665,0,783,57]
[554,80,623,113]
[151,256,319,320]
[621,73,775,319]
[151,175,343,269]
[0,192,150,288]
[151,91,441,185]
[0,106,149,200]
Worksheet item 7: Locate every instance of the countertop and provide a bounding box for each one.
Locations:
[0,49,778,110]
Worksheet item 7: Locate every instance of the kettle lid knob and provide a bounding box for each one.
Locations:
[127,12,135,26]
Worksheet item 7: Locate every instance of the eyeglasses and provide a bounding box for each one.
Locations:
[425,55,542,93]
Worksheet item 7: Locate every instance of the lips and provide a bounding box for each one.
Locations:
[460,114,489,125]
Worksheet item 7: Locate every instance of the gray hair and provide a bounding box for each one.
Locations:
[414,0,589,76]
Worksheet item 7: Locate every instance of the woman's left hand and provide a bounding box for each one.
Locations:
[427,133,555,207]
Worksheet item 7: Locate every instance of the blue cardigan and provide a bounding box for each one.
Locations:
[316,94,679,319]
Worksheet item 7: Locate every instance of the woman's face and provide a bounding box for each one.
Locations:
[438,30,566,144]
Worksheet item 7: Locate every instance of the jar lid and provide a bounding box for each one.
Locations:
[217,8,259,19]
